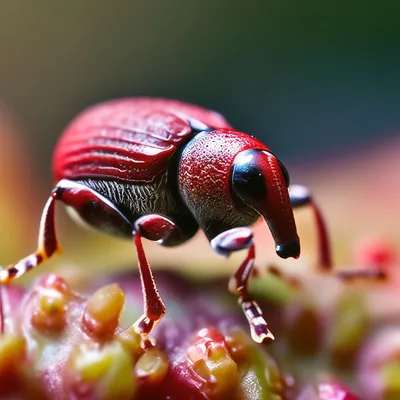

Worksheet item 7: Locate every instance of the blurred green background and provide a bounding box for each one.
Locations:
[0,1,400,279]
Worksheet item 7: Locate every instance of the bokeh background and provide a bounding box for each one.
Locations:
[1,1,400,281]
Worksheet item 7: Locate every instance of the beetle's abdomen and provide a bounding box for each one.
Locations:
[74,176,199,243]
[78,176,172,222]
[53,98,232,185]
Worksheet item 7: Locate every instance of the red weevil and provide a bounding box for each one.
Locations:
[0,98,332,344]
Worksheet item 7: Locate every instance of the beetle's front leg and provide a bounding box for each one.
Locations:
[211,227,275,344]
[0,192,60,283]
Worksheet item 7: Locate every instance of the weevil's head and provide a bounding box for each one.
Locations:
[230,149,300,259]
[178,130,300,259]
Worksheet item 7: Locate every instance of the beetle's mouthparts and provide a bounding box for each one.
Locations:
[231,148,301,261]
[275,240,300,259]
[243,150,300,261]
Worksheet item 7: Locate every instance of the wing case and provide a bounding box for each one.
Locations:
[53,98,232,183]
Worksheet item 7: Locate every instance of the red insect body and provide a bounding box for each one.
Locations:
[0,97,336,345]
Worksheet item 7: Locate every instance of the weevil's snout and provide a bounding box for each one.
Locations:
[276,240,300,259]
[231,149,300,260]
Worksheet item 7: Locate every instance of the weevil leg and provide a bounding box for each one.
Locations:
[131,233,166,337]
[212,228,275,345]
[335,268,387,281]
[289,184,332,270]
[0,193,60,283]
[289,185,387,281]
[0,178,136,283]
[132,214,190,336]
[52,180,167,337]
[0,286,3,334]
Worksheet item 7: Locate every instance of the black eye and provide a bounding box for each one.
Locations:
[276,158,290,187]
[231,150,267,205]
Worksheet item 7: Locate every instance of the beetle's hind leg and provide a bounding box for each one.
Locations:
[212,228,275,345]
[0,192,60,283]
